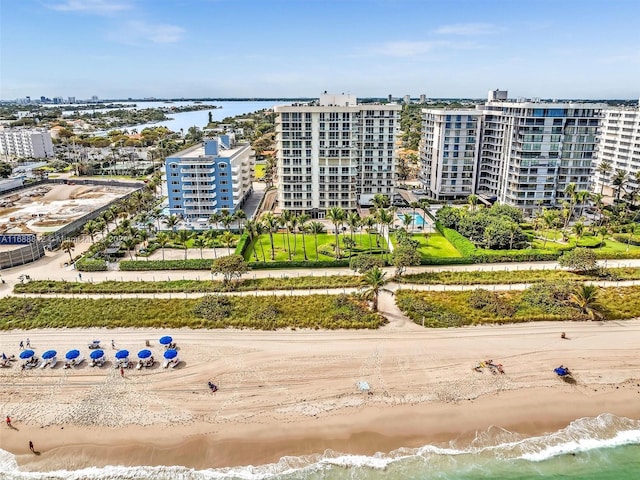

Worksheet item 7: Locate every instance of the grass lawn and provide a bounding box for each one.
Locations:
[246,232,387,262]
[254,163,266,179]
[391,233,462,259]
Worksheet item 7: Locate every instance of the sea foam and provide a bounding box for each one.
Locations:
[0,414,638,479]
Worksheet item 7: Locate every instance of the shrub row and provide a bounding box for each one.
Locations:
[75,257,108,272]
[14,275,363,294]
[120,259,214,270]
[234,232,251,257]
[612,234,640,247]
[247,259,352,269]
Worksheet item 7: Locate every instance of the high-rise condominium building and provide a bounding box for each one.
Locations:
[274,93,401,218]
[165,134,254,220]
[419,109,481,201]
[593,100,640,199]
[0,128,54,159]
[419,91,605,215]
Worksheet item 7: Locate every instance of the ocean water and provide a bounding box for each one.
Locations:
[1,413,638,479]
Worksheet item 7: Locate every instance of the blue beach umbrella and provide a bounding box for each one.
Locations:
[42,350,57,360]
[138,349,152,359]
[90,349,104,360]
[159,336,172,345]
[19,349,35,360]
[115,349,129,359]
[163,349,178,360]
[65,349,80,360]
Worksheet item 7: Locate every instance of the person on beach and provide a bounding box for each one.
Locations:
[112,340,116,349]
[29,441,34,453]
[6,416,11,427]
[26,338,30,348]
[120,367,124,377]
[19,341,24,350]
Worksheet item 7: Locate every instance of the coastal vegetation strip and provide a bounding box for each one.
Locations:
[0,294,384,330]
[13,275,362,294]
[396,284,636,328]
[397,267,640,285]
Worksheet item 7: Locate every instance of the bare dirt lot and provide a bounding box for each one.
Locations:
[0,184,136,234]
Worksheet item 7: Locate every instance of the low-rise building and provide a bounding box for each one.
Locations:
[165,134,254,220]
[0,128,54,159]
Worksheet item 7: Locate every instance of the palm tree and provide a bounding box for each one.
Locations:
[467,194,478,212]
[262,213,278,260]
[61,240,75,263]
[376,208,394,262]
[280,210,293,256]
[346,212,361,245]
[156,232,169,261]
[363,215,377,252]
[542,209,559,247]
[203,229,219,258]
[100,209,113,233]
[208,212,222,230]
[575,190,590,220]
[255,221,268,262]
[360,266,388,312]
[288,214,298,260]
[221,214,234,232]
[163,214,180,232]
[409,201,420,229]
[297,213,310,261]
[233,209,247,231]
[193,235,206,259]
[244,220,260,262]
[176,230,193,260]
[569,284,604,320]
[308,221,324,261]
[220,231,236,255]
[372,194,390,210]
[612,169,628,203]
[401,213,413,230]
[121,237,137,260]
[563,182,577,230]
[326,206,346,259]
[598,159,612,195]
[573,221,585,243]
[83,220,99,244]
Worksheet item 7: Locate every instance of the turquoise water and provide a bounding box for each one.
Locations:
[398,212,426,227]
[1,414,638,479]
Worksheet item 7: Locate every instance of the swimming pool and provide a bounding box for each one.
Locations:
[397,212,426,227]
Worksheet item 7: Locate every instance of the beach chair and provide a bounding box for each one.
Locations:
[49,358,58,368]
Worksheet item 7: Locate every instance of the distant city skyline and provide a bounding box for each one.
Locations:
[1,0,639,100]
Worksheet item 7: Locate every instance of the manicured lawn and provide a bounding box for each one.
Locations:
[245,232,387,262]
[391,233,462,259]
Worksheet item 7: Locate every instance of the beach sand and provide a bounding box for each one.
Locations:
[1,320,640,471]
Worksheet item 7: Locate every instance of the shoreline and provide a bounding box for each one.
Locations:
[1,321,639,472]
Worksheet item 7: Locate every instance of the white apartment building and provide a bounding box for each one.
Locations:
[593,101,640,199]
[0,128,55,159]
[420,91,605,215]
[165,134,254,220]
[419,109,481,201]
[274,93,401,217]
[478,97,603,213]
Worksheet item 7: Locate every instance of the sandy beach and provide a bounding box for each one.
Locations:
[1,318,639,472]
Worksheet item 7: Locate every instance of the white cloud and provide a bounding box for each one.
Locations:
[435,23,500,36]
[367,40,481,58]
[108,20,184,45]
[50,0,132,15]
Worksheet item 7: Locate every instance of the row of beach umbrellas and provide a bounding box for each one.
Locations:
[18,336,177,362]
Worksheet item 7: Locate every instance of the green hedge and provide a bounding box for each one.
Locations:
[75,257,108,272]
[248,259,352,269]
[120,259,214,270]
[234,232,251,257]
[612,234,640,247]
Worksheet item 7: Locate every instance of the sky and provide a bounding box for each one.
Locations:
[1,0,639,100]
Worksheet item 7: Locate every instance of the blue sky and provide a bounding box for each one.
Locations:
[1,0,639,100]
